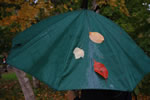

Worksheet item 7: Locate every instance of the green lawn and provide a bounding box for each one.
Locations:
[1,72,33,80]
[1,72,17,80]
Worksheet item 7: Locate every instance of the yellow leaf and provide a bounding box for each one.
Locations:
[6,7,14,12]
[63,4,68,10]
[70,8,73,11]
[109,0,117,7]
[75,0,78,3]
[10,15,17,21]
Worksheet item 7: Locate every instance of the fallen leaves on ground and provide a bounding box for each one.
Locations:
[0,79,67,100]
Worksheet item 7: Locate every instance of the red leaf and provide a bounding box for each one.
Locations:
[93,60,108,79]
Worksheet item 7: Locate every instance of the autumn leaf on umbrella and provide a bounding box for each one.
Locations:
[93,60,108,79]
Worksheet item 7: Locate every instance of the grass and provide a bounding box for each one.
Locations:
[2,72,17,80]
[2,72,33,80]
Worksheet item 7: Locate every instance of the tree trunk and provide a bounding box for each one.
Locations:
[66,91,76,100]
[92,0,97,9]
[32,76,40,88]
[13,68,35,100]
[92,0,100,13]
[66,90,80,100]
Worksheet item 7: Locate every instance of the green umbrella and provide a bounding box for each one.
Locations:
[7,10,150,91]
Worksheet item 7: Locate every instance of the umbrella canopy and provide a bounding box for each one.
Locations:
[7,10,150,91]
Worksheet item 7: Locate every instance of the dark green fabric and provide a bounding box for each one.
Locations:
[7,10,150,91]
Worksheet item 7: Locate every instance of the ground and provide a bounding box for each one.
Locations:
[0,72,67,100]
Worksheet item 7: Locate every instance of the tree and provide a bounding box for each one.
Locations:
[13,68,35,100]
[32,77,40,88]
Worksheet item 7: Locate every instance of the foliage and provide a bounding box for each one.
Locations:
[99,0,150,56]
[0,0,55,54]
[126,0,150,56]
[0,0,136,54]
[135,73,150,95]
[96,0,129,16]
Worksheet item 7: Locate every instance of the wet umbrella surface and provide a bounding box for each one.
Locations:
[7,10,150,91]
